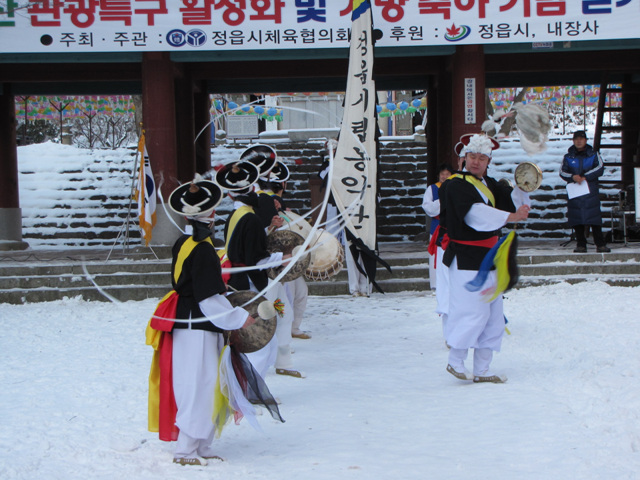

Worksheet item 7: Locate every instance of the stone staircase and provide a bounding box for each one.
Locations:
[0,241,639,304]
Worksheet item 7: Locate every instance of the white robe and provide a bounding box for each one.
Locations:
[445,183,531,352]
[172,295,247,444]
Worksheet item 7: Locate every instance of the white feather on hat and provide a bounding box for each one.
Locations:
[462,134,498,157]
[513,103,551,155]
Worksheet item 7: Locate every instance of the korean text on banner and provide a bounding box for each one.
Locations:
[330,0,377,251]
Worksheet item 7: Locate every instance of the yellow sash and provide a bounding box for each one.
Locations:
[452,173,495,207]
[224,205,254,251]
[173,236,213,284]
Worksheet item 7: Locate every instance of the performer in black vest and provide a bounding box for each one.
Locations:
[440,133,530,384]
[217,159,304,379]
[148,179,256,466]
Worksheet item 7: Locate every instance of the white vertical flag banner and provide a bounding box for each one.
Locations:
[330,0,390,293]
[136,131,157,246]
[331,0,377,251]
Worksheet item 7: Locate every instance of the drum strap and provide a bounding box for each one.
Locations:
[225,205,254,251]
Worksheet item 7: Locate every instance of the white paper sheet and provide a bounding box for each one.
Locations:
[566,181,590,199]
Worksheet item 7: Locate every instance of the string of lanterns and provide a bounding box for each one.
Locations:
[213,100,284,122]
[377,97,427,117]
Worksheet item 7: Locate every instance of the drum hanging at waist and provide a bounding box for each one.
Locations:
[224,291,277,353]
[305,229,344,281]
[265,229,310,282]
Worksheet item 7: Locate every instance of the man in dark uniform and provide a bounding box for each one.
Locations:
[559,130,610,253]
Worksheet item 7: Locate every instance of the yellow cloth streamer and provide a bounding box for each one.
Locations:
[212,345,233,438]
[487,230,516,302]
[145,290,175,433]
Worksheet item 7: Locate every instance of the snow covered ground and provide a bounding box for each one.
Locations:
[1,282,639,479]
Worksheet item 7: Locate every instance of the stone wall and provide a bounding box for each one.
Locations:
[210,139,429,243]
[19,136,625,248]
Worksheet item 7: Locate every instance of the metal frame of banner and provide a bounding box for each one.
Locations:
[106,127,158,261]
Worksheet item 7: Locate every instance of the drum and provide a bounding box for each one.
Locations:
[279,210,313,240]
[514,162,543,192]
[265,229,310,282]
[225,291,277,353]
[305,230,344,281]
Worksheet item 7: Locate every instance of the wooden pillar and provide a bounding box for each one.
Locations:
[438,65,456,170]
[175,70,196,183]
[621,75,640,185]
[141,52,179,198]
[141,52,182,245]
[425,75,438,185]
[194,83,212,175]
[451,45,486,145]
[0,84,28,249]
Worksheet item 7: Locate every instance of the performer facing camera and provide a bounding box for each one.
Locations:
[439,133,531,384]
[145,177,282,466]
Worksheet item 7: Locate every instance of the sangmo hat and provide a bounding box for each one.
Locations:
[214,161,260,192]
[260,160,290,183]
[169,180,222,218]
[459,133,500,157]
[239,144,278,176]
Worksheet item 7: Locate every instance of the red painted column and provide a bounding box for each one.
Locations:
[0,84,28,249]
[451,45,486,146]
[141,52,179,198]
[141,53,183,245]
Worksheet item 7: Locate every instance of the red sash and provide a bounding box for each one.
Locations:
[427,225,440,257]
[150,291,179,441]
[150,290,178,332]
[441,234,498,252]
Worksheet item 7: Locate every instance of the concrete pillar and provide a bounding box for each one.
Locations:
[0,84,28,250]
[61,123,73,145]
[451,45,486,145]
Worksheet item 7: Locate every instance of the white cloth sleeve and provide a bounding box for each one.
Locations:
[199,294,249,331]
[465,203,510,232]
[511,187,531,208]
[257,252,283,270]
[422,186,440,217]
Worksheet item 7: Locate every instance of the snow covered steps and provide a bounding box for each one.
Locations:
[0,242,639,303]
